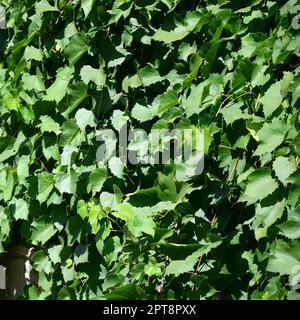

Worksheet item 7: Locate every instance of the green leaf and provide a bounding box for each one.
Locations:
[122,74,142,92]
[165,240,222,276]
[61,264,75,283]
[153,12,202,43]
[131,103,153,122]
[267,240,300,276]
[35,0,58,14]
[178,42,197,62]
[138,66,161,87]
[238,34,263,58]
[131,90,177,122]
[80,65,106,88]
[0,132,26,162]
[32,250,52,274]
[88,205,104,233]
[48,244,63,264]
[239,168,278,205]
[17,155,30,181]
[65,33,89,66]
[155,90,178,115]
[2,171,16,202]
[74,244,89,265]
[75,108,96,131]
[260,82,283,117]
[24,46,43,61]
[81,0,95,18]
[60,145,78,166]
[64,81,88,117]
[0,207,10,239]
[144,257,162,277]
[44,66,74,103]
[77,200,89,220]
[100,185,123,209]
[254,118,286,156]
[108,157,124,179]
[278,208,300,240]
[22,73,45,92]
[31,219,57,245]
[181,81,209,117]
[273,156,296,183]
[220,102,250,125]
[39,116,61,135]
[55,171,78,195]
[252,201,285,240]
[87,166,107,194]
[37,172,55,203]
[58,120,81,147]
[13,198,29,220]
[100,284,147,300]
[113,203,156,237]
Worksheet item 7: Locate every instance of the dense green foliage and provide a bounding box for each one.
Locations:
[0,0,300,300]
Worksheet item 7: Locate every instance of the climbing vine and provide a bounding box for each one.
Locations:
[0,0,300,300]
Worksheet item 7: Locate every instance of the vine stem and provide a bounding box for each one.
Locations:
[227,157,240,183]
[215,91,253,118]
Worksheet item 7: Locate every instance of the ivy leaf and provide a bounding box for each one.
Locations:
[239,168,278,205]
[60,145,78,166]
[153,12,202,43]
[267,240,300,276]
[252,201,285,240]
[131,103,153,122]
[75,108,96,131]
[80,65,106,88]
[74,245,89,265]
[81,0,95,18]
[13,198,29,220]
[108,157,125,179]
[17,155,30,181]
[220,102,250,125]
[273,156,296,183]
[39,115,61,135]
[44,66,74,103]
[254,118,286,156]
[22,73,45,92]
[278,208,300,240]
[31,219,57,245]
[24,46,43,61]
[32,250,52,274]
[55,171,78,195]
[113,203,156,237]
[65,82,88,117]
[58,120,81,147]
[37,172,55,203]
[260,82,283,117]
[87,166,107,194]
[35,0,58,15]
[144,257,162,277]
[165,240,222,276]
[138,66,162,87]
[48,244,63,264]
[65,33,89,66]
